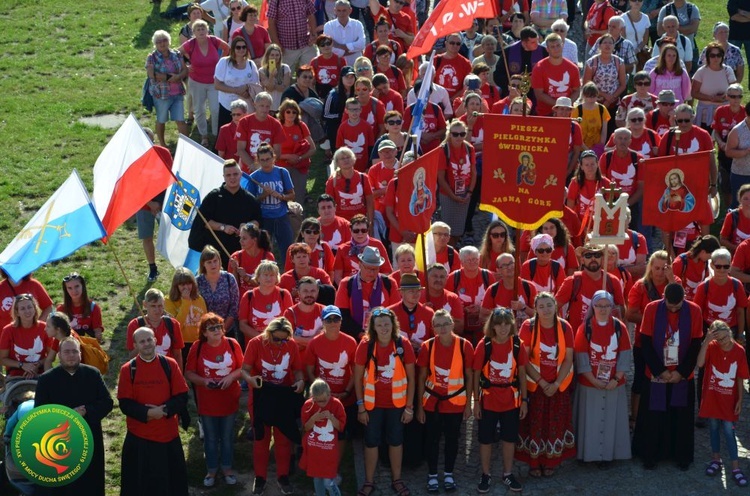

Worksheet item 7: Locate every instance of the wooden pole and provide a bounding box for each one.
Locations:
[106,241,145,316]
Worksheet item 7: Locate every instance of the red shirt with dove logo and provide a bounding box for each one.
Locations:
[417,336,474,413]
[699,341,749,422]
[185,336,244,416]
[305,331,358,405]
[243,334,302,387]
[573,318,631,388]
[472,338,528,412]
[300,396,346,478]
[239,287,294,331]
[0,322,50,377]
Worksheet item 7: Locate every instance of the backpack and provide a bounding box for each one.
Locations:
[643,279,662,301]
[365,335,405,379]
[650,111,660,130]
[604,151,639,179]
[425,336,468,400]
[570,273,616,304]
[630,230,640,252]
[453,269,491,291]
[346,274,393,297]
[478,335,521,389]
[490,279,533,304]
[442,141,471,171]
[576,103,605,125]
[584,316,623,343]
[703,278,740,297]
[137,316,175,344]
[129,354,190,429]
[529,259,561,282]
[677,252,689,279]
[78,336,109,375]
[728,209,741,236]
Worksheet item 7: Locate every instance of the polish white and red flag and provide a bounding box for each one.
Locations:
[92,114,174,238]
[407,0,499,59]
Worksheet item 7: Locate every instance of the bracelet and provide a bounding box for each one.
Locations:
[404,408,414,415]
[356,399,364,406]
[521,397,529,403]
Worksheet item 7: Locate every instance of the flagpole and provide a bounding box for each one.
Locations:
[106,241,145,316]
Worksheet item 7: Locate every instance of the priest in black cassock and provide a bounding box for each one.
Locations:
[34,336,114,496]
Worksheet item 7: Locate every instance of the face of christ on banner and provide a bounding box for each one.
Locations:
[658,169,695,213]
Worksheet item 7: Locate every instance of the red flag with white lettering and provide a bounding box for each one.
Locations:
[406,0,499,60]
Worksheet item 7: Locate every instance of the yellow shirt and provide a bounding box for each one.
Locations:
[165,296,207,343]
[572,103,611,149]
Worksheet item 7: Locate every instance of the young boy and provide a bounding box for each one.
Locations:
[301,379,346,496]
[698,320,749,487]
[336,98,375,173]
[572,82,610,156]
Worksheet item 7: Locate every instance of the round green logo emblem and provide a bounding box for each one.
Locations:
[11,404,94,487]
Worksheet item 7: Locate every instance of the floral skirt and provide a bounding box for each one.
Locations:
[516,388,576,468]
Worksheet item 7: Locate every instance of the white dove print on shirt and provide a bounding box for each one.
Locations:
[708,293,736,320]
[203,351,233,377]
[262,352,290,380]
[338,183,364,206]
[313,419,335,442]
[319,351,348,378]
[377,354,396,379]
[490,350,513,380]
[712,362,738,388]
[344,133,365,154]
[253,301,281,326]
[548,72,570,94]
[14,336,44,363]
[676,137,700,155]
[590,333,619,361]
[610,163,636,187]
[540,342,558,360]
[156,333,171,356]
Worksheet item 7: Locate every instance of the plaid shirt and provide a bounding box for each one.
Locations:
[267,0,316,51]
[146,49,185,99]
[530,0,568,18]
[588,37,637,66]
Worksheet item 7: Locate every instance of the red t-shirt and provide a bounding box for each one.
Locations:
[473,338,529,412]
[185,337,244,416]
[640,300,703,379]
[0,279,53,330]
[480,278,537,323]
[310,53,345,90]
[236,113,285,165]
[646,110,672,137]
[117,355,188,442]
[50,330,81,353]
[377,87,405,115]
[699,341,750,422]
[441,142,476,196]
[556,271,625,332]
[417,336,474,413]
[721,210,750,246]
[520,259,566,294]
[370,5,416,51]
[383,179,404,243]
[480,83,501,108]
[231,249,275,296]
[301,396,346,478]
[617,229,648,266]
[239,286,294,330]
[284,303,325,356]
[712,105,747,141]
[389,302,435,346]
[283,244,334,273]
[447,270,496,308]
[319,216,352,253]
[518,318,574,383]
[420,289,465,321]
[279,267,332,303]
[693,278,747,328]
[403,102,446,151]
[278,122,312,172]
[435,246,461,274]
[336,119,375,172]
[230,25,271,61]
[530,58,581,116]
[599,150,644,197]
[216,121,241,164]
[673,254,710,300]
[376,65,407,95]
[243,335,302,386]
[657,125,714,156]
[342,98,386,141]
[56,303,103,338]
[627,278,680,345]
[566,177,611,217]
[433,54,472,101]
[335,275,400,314]
[458,114,486,154]
[354,337,416,408]
[0,322,50,377]
[333,238,393,276]
[325,172,373,220]
[574,318,631,387]
[126,317,185,355]
[305,331,358,405]
[368,161,397,213]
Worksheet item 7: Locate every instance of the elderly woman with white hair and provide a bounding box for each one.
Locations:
[692,40,738,132]
[699,22,745,84]
[215,99,247,164]
[623,107,660,157]
[547,19,578,65]
[146,30,189,146]
[472,35,500,74]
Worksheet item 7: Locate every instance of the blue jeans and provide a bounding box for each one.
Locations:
[730,172,750,209]
[709,418,739,461]
[313,478,341,496]
[201,413,237,472]
[261,215,294,268]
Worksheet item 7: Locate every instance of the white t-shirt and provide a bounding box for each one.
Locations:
[618,12,651,49]
[214,57,260,109]
[692,65,736,103]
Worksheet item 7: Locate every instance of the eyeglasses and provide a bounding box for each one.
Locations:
[351,228,368,234]
[235,45,247,50]
[319,41,333,47]
[271,334,289,343]
[490,231,507,239]
[535,247,553,254]
[386,119,403,125]
[372,308,392,317]
[231,112,244,117]
[433,231,449,237]
[63,273,81,282]
[553,29,566,33]
[304,229,320,235]
[450,131,467,137]
[583,252,603,259]
[497,262,514,269]
[594,304,613,310]
[324,316,342,323]
[629,117,645,122]
[231,6,242,10]
[447,41,461,46]
[433,322,452,328]
[708,53,723,58]
[299,75,314,79]
[659,102,675,106]
[713,264,731,270]
[635,81,649,86]
[206,324,224,332]
[675,118,692,124]
[356,67,371,72]
[728,94,743,99]
[285,109,299,114]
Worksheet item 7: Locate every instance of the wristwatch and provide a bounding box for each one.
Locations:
[219,224,225,232]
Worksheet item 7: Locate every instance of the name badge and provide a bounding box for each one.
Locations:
[673,230,688,249]
[664,345,679,366]
[454,178,466,196]
[597,362,613,382]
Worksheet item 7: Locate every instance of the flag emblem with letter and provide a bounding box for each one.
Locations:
[0,170,106,283]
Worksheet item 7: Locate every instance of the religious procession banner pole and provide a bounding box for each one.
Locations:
[105,240,145,316]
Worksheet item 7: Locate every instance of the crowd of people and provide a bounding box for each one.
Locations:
[6,0,750,494]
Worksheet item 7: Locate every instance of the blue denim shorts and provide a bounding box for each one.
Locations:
[154,95,185,124]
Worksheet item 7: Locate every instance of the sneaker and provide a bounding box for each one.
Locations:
[278,475,294,495]
[225,474,237,485]
[197,418,204,440]
[502,473,522,492]
[252,476,266,494]
[203,475,215,487]
[147,270,159,282]
[477,473,491,493]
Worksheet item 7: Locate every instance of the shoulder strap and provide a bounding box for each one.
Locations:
[483,336,492,367]
[571,273,582,303]
[382,275,392,294]
[551,260,560,279]
[651,111,659,129]
[129,358,138,383]
[521,280,532,302]
[679,253,688,279]
[731,209,740,234]
[576,103,583,117]
[447,247,455,267]
[605,151,613,174]
[585,317,621,341]
[481,269,490,288]
[157,354,173,385]
[529,259,538,280]
[665,129,675,154]
[453,271,461,289]
[137,316,146,328]
[162,316,174,341]
[630,230,639,251]
[648,129,656,147]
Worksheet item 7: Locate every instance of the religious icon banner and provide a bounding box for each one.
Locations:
[479,114,570,230]
[641,150,712,232]
[396,146,441,234]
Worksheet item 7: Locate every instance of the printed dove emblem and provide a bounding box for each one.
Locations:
[490,350,513,378]
[14,336,44,363]
[736,228,750,241]
[313,419,335,442]
[590,333,618,361]
[261,352,290,380]
[156,333,171,355]
[708,293,736,320]
[611,163,636,187]
[344,133,365,154]
[203,351,233,377]
[253,301,281,325]
[338,183,364,205]
[712,362,738,388]
[377,354,396,378]
[329,229,342,248]
[547,72,570,94]
[319,351,348,377]
[540,342,557,360]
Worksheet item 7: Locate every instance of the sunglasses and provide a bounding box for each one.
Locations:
[271,334,290,343]
[206,324,224,332]
[713,264,731,270]
[583,252,603,259]
[304,229,320,235]
[386,119,403,125]
[708,53,723,58]
[324,316,342,323]
[535,247,553,254]
[447,41,461,46]
[728,94,743,99]
[659,102,675,106]
[63,273,81,282]
[285,109,299,114]
[235,45,247,49]
[629,117,645,122]
[231,112,244,116]
[372,308,392,317]
[319,41,333,47]
[450,131,467,137]
[635,81,649,86]
[675,118,691,124]
[490,231,507,239]
[351,228,368,234]
[231,6,242,10]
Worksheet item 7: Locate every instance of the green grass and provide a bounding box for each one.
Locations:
[0,0,735,493]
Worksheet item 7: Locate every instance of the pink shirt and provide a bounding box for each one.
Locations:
[183,36,223,84]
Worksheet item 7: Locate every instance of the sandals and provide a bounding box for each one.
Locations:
[443,473,457,492]
[543,467,556,477]
[733,468,749,487]
[528,468,542,478]
[427,475,439,493]
[357,481,375,496]
[705,460,722,476]
[392,478,411,496]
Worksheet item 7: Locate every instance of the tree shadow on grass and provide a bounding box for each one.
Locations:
[133,1,179,50]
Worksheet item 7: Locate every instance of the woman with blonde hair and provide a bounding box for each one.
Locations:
[242,316,305,495]
[325,146,374,222]
[437,119,476,247]
[238,260,293,340]
[258,44,292,113]
[0,294,49,379]
[166,267,208,363]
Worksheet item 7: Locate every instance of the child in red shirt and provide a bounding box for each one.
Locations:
[698,320,750,486]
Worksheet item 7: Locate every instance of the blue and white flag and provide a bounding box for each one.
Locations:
[157,135,225,273]
[0,170,106,283]
[409,50,437,150]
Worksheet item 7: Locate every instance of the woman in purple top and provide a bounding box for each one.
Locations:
[196,245,240,342]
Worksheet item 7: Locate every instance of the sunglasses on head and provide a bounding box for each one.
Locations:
[450,131,467,137]
[492,307,512,317]
[14,293,34,302]
[583,252,603,259]
[372,308,392,317]
[63,273,81,282]
[535,247,553,254]
[490,231,507,239]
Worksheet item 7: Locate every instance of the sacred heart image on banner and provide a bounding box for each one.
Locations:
[641,150,713,232]
[479,114,569,230]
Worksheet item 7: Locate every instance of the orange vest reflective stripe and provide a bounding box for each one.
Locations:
[526,318,573,393]
[481,338,520,408]
[363,340,408,411]
[422,337,467,408]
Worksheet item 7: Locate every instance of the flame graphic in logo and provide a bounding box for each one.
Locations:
[32,420,72,474]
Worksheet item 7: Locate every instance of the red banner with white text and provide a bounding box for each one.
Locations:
[479,114,569,230]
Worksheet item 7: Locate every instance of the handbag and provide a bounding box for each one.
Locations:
[627,12,651,71]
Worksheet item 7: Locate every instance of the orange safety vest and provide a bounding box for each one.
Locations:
[422,336,467,408]
[526,318,573,393]
[479,336,521,408]
[363,339,408,411]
